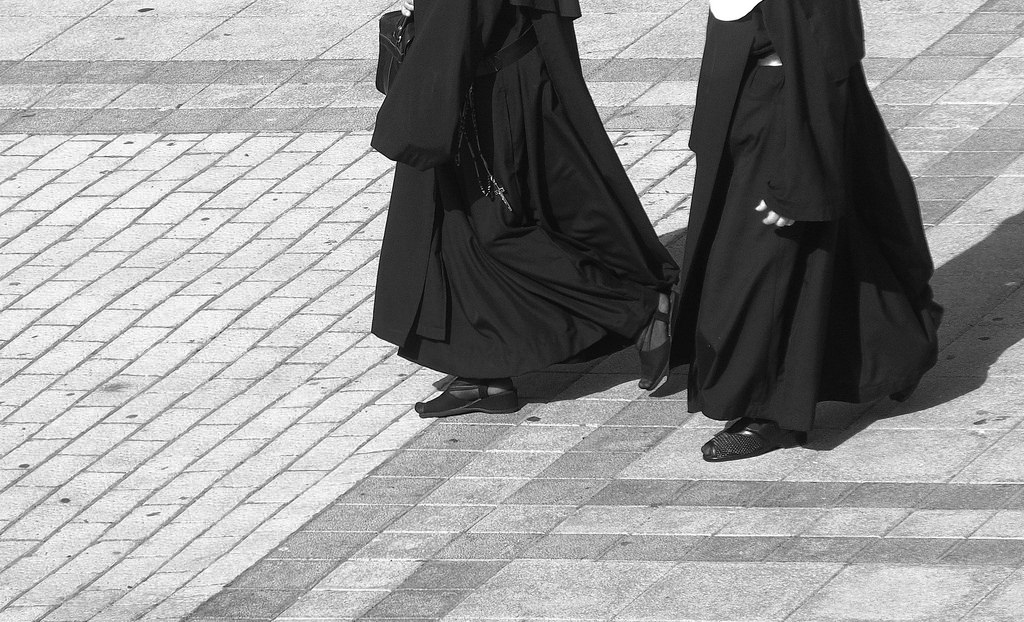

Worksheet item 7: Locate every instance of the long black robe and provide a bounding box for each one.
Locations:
[676,0,942,431]
[371,0,678,378]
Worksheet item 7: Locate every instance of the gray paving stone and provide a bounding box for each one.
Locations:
[926,151,1020,177]
[768,537,874,563]
[150,108,240,133]
[220,107,315,131]
[959,128,1024,151]
[608,105,692,130]
[929,33,1018,56]
[386,504,494,533]
[587,479,688,506]
[406,424,513,452]
[681,535,791,562]
[0,109,92,132]
[854,538,958,564]
[268,530,373,560]
[963,568,1024,621]
[336,476,445,506]
[1,60,88,83]
[291,60,374,84]
[76,107,169,132]
[372,449,479,479]
[279,589,384,619]
[985,105,1024,128]
[670,480,774,506]
[469,505,575,535]
[447,559,674,620]
[921,484,1023,509]
[434,532,544,560]
[944,539,1024,566]
[751,481,858,508]
[456,450,560,478]
[589,58,679,82]
[362,589,470,619]
[299,107,377,132]
[399,560,508,590]
[922,200,964,224]
[954,11,1024,32]
[617,562,839,621]
[572,425,674,453]
[71,60,162,84]
[536,451,641,479]
[189,588,300,620]
[790,565,1014,622]
[228,559,336,590]
[523,533,620,560]
[601,535,702,561]
[213,60,307,85]
[146,61,237,84]
[606,400,691,427]
[356,532,456,561]
[302,504,409,532]
[504,478,607,506]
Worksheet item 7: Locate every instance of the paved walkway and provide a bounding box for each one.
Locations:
[0,0,1023,620]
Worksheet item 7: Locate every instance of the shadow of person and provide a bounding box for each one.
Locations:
[807,209,1024,451]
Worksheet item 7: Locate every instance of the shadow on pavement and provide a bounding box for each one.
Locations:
[809,210,1024,451]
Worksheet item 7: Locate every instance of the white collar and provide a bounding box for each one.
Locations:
[710,0,763,21]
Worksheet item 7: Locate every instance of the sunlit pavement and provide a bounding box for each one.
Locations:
[1,1,1024,620]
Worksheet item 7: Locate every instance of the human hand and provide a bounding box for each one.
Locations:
[400,0,414,16]
[754,200,795,227]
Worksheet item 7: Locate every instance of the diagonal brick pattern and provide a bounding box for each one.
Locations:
[0,0,1023,620]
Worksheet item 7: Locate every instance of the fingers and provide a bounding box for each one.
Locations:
[754,200,794,227]
[400,0,414,15]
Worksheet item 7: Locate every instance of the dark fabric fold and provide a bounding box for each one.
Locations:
[677,0,940,431]
[372,1,678,378]
[509,0,582,18]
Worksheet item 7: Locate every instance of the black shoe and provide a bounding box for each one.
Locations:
[702,418,806,462]
[638,286,680,391]
[415,378,519,419]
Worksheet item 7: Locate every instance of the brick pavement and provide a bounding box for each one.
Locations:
[0,0,1023,620]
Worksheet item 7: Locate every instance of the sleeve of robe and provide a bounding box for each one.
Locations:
[370,0,476,171]
[760,0,865,222]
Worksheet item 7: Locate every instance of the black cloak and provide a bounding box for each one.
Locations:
[676,0,941,430]
[371,0,678,377]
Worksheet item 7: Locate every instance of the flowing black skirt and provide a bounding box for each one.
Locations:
[396,20,674,378]
[686,62,941,431]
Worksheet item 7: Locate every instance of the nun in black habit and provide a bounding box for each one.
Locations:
[677,0,943,461]
[371,0,680,417]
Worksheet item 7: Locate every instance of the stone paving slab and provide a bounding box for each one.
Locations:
[0,0,1022,621]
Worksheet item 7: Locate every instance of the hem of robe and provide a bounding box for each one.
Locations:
[393,324,639,380]
[687,361,937,432]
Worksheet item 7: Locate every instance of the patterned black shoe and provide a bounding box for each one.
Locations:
[701,418,806,462]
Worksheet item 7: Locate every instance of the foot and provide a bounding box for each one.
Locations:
[415,377,519,419]
[637,290,676,390]
[701,418,806,462]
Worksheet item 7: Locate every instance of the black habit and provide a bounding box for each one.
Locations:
[676,0,942,431]
[371,0,679,378]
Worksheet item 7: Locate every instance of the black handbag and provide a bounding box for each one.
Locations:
[376,11,415,96]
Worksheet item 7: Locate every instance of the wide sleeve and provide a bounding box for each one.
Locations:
[371,0,476,171]
[760,0,861,222]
